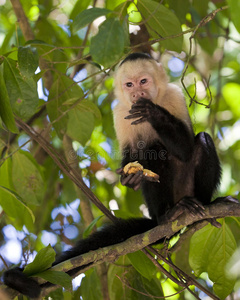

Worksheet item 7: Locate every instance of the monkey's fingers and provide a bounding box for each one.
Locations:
[133,98,153,106]
[128,107,147,114]
[131,117,147,125]
[124,112,145,119]
[130,172,143,191]
[133,181,142,191]
[116,167,124,174]
[121,173,135,186]
[128,171,143,186]
[144,176,160,183]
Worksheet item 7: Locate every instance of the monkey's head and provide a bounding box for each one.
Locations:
[114,53,168,107]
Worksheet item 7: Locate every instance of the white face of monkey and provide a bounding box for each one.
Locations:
[122,73,155,104]
[114,59,168,107]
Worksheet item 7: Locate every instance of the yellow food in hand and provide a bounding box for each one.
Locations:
[123,161,159,182]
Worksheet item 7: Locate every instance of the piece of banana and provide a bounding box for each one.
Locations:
[123,161,160,182]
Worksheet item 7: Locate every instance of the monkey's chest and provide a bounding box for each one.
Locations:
[126,121,160,148]
[129,141,170,170]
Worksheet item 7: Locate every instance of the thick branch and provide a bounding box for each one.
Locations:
[2,201,240,298]
[36,201,240,298]
[10,0,34,40]
[47,201,240,275]
[40,202,240,288]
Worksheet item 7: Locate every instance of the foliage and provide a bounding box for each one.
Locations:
[0,0,240,299]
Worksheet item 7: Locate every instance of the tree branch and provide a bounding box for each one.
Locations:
[1,201,239,298]
[10,0,34,40]
[10,0,53,90]
[15,118,116,223]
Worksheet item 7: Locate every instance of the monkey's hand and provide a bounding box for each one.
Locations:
[124,98,163,125]
[116,167,143,191]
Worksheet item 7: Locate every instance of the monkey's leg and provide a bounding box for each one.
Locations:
[193,132,222,205]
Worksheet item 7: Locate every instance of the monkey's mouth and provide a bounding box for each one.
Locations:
[132,97,150,104]
[132,98,142,104]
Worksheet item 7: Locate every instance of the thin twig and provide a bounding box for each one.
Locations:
[142,249,201,300]
[116,273,186,299]
[70,0,97,79]
[147,247,220,300]
[180,6,228,106]
[15,118,116,223]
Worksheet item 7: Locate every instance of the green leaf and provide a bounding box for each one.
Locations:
[106,0,125,10]
[90,18,125,67]
[18,45,39,77]
[24,245,56,276]
[167,0,190,23]
[83,215,104,238]
[127,250,155,280]
[36,270,72,291]
[80,269,103,300]
[137,0,183,52]
[222,83,240,117]
[47,76,84,138]
[3,57,39,120]
[48,287,64,299]
[70,0,92,20]
[67,110,95,146]
[189,221,237,299]
[127,2,142,23]
[108,259,131,300]
[63,99,102,120]
[227,0,240,33]
[0,185,35,223]
[108,258,163,300]
[0,65,18,133]
[73,8,112,33]
[12,150,45,205]
[0,159,34,227]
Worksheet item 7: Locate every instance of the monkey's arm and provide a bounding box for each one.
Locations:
[125,98,195,161]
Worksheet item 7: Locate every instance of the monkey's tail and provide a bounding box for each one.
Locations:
[3,218,158,298]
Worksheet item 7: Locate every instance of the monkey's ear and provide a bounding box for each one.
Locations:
[156,62,164,70]
[155,62,168,81]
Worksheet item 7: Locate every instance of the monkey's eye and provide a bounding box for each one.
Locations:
[126,82,133,87]
[140,79,147,85]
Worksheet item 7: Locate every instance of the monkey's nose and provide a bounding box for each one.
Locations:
[132,91,146,101]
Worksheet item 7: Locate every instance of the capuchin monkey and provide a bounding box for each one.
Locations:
[3,53,227,298]
[113,52,222,222]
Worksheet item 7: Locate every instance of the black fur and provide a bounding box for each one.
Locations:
[53,218,157,265]
[120,52,151,66]
[121,98,221,223]
[3,267,41,298]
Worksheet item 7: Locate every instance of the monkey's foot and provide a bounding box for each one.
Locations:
[166,197,206,221]
[211,195,239,204]
[206,196,239,228]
